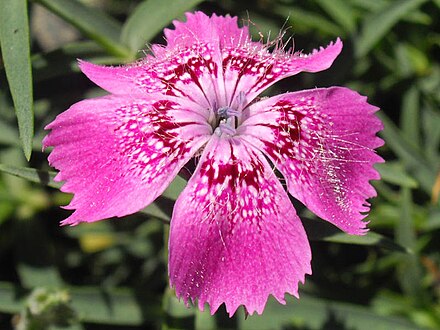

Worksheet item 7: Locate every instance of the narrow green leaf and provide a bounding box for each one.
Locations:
[422,209,440,231]
[304,218,408,253]
[139,175,186,221]
[140,201,170,222]
[33,0,131,59]
[378,112,435,194]
[395,43,415,77]
[195,308,217,330]
[419,65,440,95]
[161,175,186,200]
[238,294,420,330]
[351,0,389,11]
[275,6,344,36]
[422,104,440,165]
[396,188,424,301]
[0,0,34,160]
[315,0,356,32]
[356,0,427,57]
[0,164,59,188]
[323,231,409,253]
[121,0,205,54]
[406,44,430,74]
[375,162,418,188]
[401,86,421,147]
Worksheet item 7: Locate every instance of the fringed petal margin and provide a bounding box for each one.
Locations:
[239,87,384,235]
[222,39,342,109]
[43,95,211,225]
[80,15,342,113]
[164,11,251,50]
[169,134,311,316]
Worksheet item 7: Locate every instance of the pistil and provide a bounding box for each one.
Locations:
[215,107,240,136]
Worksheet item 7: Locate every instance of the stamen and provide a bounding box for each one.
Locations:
[218,106,240,118]
[237,91,246,110]
[215,91,246,137]
[215,118,237,136]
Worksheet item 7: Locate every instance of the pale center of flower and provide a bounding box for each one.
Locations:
[215,106,239,136]
[213,91,247,137]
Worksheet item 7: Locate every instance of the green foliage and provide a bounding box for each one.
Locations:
[33,0,131,59]
[121,0,206,56]
[0,0,439,329]
[355,0,428,57]
[0,0,34,160]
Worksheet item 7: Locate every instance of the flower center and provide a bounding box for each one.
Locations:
[213,91,247,137]
[215,106,239,136]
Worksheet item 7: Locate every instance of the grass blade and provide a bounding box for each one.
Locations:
[304,217,408,253]
[396,188,424,302]
[401,86,421,147]
[0,0,34,160]
[275,6,344,36]
[378,112,435,194]
[0,164,59,188]
[375,162,418,188]
[356,0,427,57]
[34,0,131,59]
[121,0,205,54]
[238,294,420,330]
[315,0,356,33]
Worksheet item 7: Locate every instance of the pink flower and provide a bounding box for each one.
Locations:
[43,12,383,316]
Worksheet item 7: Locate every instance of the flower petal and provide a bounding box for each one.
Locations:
[222,38,342,109]
[80,14,342,113]
[80,13,238,107]
[164,11,251,49]
[239,87,383,235]
[79,12,231,109]
[78,60,148,96]
[164,12,341,108]
[169,134,311,316]
[79,47,220,110]
[43,95,211,225]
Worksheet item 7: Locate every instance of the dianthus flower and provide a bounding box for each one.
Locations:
[43,11,383,316]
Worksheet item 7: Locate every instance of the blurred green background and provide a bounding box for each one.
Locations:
[0,0,439,329]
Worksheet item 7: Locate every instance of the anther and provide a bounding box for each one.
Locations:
[215,117,236,136]
[218,106,240,119]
